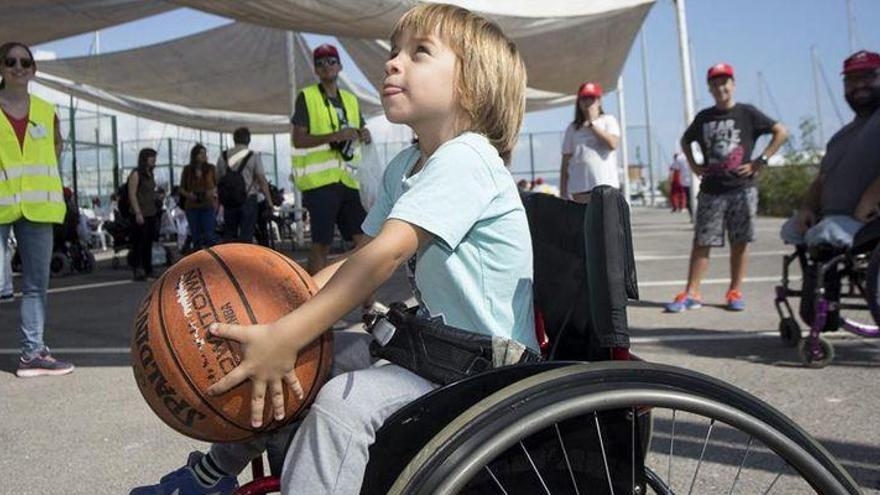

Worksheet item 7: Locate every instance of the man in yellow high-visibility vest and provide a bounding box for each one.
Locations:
[291,43,371,274]
[0,41,74,377]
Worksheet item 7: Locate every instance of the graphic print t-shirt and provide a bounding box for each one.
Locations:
[682,103,776,194]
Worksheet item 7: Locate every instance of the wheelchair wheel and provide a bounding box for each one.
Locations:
[778,318,801,347]
[389,362,859,495]
[797,336,835,369]
[80,249,96,273]
[865,243,880,327]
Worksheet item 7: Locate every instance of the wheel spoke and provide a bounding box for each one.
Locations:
[519,441,551,495]
[484,466,509,495]
[415,366,856,495]
[594,412,616,495]
[668,408,677,490]
[687,418,715,495]
[763,471,784,494]
[555,423,581,495]
[630,407,636,495]
[727,436,754,495]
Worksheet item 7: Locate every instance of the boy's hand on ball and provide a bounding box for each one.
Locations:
[206,322,304,428]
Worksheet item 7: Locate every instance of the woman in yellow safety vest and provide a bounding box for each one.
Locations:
[0,41,74,377]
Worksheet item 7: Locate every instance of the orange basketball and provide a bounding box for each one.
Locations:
[130,243,333,442]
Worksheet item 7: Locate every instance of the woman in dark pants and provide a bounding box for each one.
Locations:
[127,148,159,281]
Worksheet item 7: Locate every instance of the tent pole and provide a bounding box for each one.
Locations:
[616,76,631,206]
[674,0,699,209]
[639,30,655,206]
[69,95,79,205]
[111,115,119,190]
[94,30,104,202]
[96,128,101,198]
[811,45,826,146]
[167,138,174,189]
[846,0,857,52]
[286,31,304,248]
[528,134,535,183]
[272,133,279,185]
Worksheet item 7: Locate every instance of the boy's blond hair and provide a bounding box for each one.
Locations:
[391,3,526,164]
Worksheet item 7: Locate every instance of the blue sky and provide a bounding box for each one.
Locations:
[33,0,880,183]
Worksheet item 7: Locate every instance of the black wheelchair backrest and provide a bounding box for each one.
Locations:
[524,186,638,361]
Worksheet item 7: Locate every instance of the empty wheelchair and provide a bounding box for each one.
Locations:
[236,188,861,494]
[775,219,880,368]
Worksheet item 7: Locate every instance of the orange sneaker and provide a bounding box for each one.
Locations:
[726,290,745,311]
[665,292,702,313]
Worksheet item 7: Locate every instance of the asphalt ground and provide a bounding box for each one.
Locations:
[1,206,878,494]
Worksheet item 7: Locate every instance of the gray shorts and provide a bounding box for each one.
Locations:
[694,187,758,247]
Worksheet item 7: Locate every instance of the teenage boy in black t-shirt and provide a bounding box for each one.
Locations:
[666,63,788,313]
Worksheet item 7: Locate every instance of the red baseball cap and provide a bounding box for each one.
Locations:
[707,62,734,81]
[312,44,339,63]
[842,50,880,74]
[577,82,602,98]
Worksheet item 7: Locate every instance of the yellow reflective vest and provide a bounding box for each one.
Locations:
[0,95,65,224]
[291,84,361,192]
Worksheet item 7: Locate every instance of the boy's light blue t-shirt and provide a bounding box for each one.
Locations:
[362,132,537,351]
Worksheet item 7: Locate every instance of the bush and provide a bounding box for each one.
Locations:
[757,164,818,217]
[658,178,671,202]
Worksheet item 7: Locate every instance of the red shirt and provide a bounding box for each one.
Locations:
[2,108,59,152]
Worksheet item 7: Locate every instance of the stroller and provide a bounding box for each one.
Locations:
[12,193,95,277]
[104,214,132,270]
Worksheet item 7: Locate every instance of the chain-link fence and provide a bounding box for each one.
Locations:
[58,117,654,208]
[57,103,118,207]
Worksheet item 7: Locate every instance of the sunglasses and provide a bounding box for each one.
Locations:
[844,69,880,84]
[315,57,339,68]
[3,57,33,69]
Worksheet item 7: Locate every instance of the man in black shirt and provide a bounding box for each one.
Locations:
[666,62,788,313]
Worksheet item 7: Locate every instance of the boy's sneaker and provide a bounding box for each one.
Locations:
[130,451,239,495]
[16,352,75,378]
[665,292,702,313]
[726,290,746,311]
[0,293,13,303]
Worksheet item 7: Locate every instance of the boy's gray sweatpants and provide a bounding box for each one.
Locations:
[209,329,437,493]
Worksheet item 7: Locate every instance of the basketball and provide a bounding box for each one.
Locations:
[130,243,333,442]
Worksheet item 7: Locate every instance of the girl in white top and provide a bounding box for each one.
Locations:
[560,81,621,203]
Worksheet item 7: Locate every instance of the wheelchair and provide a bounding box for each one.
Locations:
[775,219,880,368]
[10,214,96,278]
[234,188,860,494]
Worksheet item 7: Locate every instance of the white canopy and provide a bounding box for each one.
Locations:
[36,72,293,133]
[170,0,654,94]
[10,1,654,132]
[1,1,173,47]
[36,23,383,132]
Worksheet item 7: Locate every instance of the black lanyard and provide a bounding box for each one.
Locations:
[317,84,349,131]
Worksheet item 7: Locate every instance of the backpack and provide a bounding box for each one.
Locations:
[217,150,252,208]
